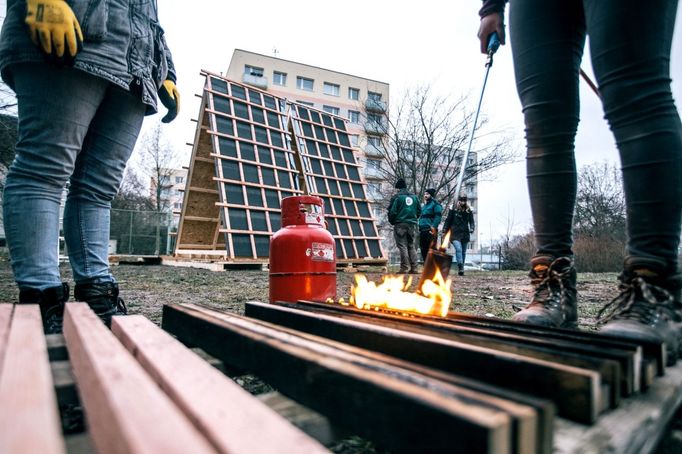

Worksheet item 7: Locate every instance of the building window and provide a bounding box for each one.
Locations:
[323,105,340,115]
[367,113,383,126]
[323,82,340,96]
[297,76,314,91]
[368,182,381,195]
[366,158,382,171]
[175,176,184,184]
[348,110,360,123]
[273,71,287,86]
[296,100,314,107]
[367,136,382,147]
[349,135,359,146]
[348,87,360,100]
[173,202,183,210]
[244,65,264,77]
[368,91,382,101]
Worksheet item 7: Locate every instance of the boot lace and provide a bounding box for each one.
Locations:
[116,297,128,316]
[597,276,676,325]
[43,304,64,335]
[529,263,573,311]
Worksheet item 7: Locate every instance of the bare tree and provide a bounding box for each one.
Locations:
[0,81,18,236]
[574,161,626,240]
[137,122,181,213]
[376,85,517,212]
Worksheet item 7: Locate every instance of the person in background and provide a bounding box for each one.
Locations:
[442,195,475,276]
[478,0,682,362]
[418,188,443,261]
[0,0,180,332]
[388,178,421,274]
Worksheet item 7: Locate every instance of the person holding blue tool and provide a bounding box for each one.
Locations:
[478,0,682,363]
[0,0,180,332]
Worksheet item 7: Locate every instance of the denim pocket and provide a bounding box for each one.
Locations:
[69,0,109,41]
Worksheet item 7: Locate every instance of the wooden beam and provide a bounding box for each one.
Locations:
[112,315,327,454]
[0,304,12,376]
[162,303,514,454]
[244,301,602,424]
[62,303,215,453]
[0,305,65,454]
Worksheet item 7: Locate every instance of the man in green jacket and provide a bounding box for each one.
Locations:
[388,178,421,274]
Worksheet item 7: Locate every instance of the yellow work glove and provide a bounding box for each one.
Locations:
[158,79,180,123]
[25,0,83,60]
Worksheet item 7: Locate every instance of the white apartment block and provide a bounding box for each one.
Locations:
[226,49,389,213]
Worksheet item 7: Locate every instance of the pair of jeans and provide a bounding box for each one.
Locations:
[510,0,682,271]
[419,229,434,261]
[452,240,468,266]
[394,223,419,272]
[3,63,145,290]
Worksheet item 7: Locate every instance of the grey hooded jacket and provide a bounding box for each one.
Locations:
[0,0,176,114]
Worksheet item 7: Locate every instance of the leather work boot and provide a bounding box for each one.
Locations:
[74,282,127,328]
[513,255,578,328]
[598,256,682,366]
[19,282,70,334]
[458,263,464,276]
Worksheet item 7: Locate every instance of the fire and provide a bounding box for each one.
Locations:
[348,269,452,317]
[441,230,451,249]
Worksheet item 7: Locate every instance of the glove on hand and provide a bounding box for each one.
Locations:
[158,79,180,123]
[25,0,83,60]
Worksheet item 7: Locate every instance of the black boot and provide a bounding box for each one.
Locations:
[74,282,127,328]
[598,256,681,366]
[19,283,69,334]
[512,256,578,328]
[458,263,464,276]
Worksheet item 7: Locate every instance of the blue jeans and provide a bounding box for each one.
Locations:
[3,63,145,290]
[452,240,468,266]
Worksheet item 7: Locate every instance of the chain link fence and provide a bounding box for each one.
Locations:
[109,209,176,256]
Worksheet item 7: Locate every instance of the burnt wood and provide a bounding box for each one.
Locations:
[239,301,602,424]
[163,303,514,454]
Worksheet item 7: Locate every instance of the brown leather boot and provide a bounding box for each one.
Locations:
[74,282,127,328]
[598,256,681,366]
[512,256,578,328]
[19,283,69,334]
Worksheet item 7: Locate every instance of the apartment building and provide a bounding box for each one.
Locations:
[225,49,389,218]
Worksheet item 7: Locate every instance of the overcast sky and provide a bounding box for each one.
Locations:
[152,1,682,243]
[3,1,681,243]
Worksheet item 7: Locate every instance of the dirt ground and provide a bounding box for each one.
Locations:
[1,258,680,452]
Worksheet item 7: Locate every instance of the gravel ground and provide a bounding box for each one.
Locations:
[1,257,680,453]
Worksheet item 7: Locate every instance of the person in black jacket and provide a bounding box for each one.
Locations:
[442,195,475,276]
[478,0,682,362]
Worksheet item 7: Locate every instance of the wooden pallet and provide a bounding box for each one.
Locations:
[0,303,326,454]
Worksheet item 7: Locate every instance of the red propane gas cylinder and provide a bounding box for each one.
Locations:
[269,195,337,303]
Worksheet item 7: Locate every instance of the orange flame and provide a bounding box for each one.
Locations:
[441,231,451,250]
[349,269,452,317]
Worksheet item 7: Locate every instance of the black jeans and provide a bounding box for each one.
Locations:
[419,229,434,261]
[510,0,682,271]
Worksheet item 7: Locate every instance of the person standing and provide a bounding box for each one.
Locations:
[418,188,443,261]
[0,0,180,332]
[388,178,421,274]
[478,0,682,361]
[442,195,475,276]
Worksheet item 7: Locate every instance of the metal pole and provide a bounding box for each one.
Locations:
[128,211,133,254]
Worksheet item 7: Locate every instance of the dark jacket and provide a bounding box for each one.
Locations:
[418,199,443,232]
[479,0,507,17]
[388,189,421,225]
[442,206,475,242]
[0,0,176,114]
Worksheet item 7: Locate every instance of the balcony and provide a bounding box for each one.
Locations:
[365,98,387,113]
[364,143,386,157]
[363,165,384,179]
[242,73,268,90]
[364,120,387,135]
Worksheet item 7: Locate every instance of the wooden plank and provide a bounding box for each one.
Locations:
[0,305,65,454]
[163,303,513,454]
[0,304,13,376]
[245,301,601,424]
[112,315,327,454]
[555,362,682,454]
[62,303,215,454]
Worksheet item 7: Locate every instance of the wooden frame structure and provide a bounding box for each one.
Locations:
[174,71,385,264]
